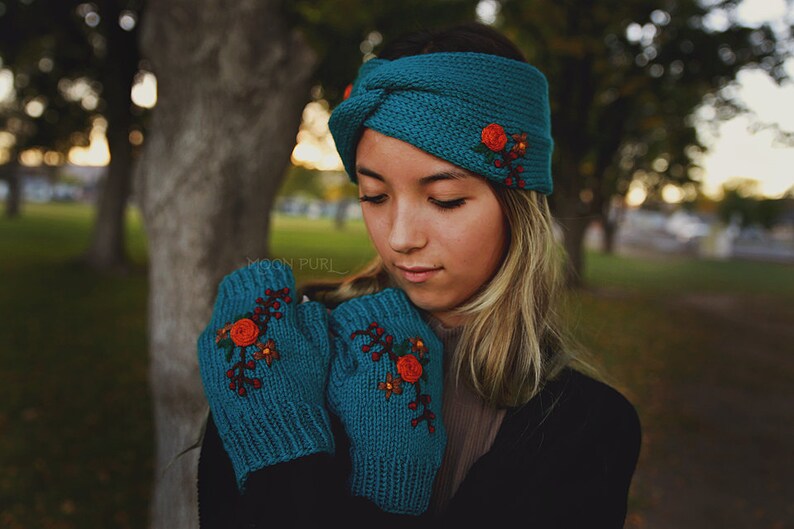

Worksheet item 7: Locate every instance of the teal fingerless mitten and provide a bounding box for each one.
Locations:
[197,261,335,491]
[327,287,447,515]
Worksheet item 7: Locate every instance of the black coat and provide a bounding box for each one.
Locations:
[197,366,642,529]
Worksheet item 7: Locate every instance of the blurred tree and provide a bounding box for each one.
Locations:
[496,0,791,287]
[0,1,94,218]
[0,0,146,271]
[717,179,787,229]
[277,164,327,199]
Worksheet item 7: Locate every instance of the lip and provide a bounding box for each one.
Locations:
[396,265,442,283]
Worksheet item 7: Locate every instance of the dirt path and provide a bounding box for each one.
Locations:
[625,292,794,529]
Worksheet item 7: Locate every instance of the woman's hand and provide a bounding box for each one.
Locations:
[327,287,447,515]
[197,261,334,492]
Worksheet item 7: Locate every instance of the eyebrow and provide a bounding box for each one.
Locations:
[356,165,470,185]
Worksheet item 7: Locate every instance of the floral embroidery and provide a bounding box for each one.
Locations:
[215,287,292,396]
[408,337,428,358]
[481,123,508,151]
[396,354,423,383]
[378,372,403,400]
[230,318,259,346]
[350,321,437,433]
[253,338,280,367]
[473,123,530,189]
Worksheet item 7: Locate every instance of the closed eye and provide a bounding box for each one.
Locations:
[358,194,466,211]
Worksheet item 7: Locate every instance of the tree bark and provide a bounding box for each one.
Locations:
[135,2,317,527]
[83,0,140,273]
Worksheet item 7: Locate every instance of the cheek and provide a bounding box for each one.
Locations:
[361,209,391,253]
[447,207,505,264]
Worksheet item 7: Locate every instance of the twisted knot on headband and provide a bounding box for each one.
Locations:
[328,52,554,194]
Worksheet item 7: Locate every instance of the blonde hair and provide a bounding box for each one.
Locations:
[301,183,607,409]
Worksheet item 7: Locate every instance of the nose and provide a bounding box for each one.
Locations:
[388,201,427,253]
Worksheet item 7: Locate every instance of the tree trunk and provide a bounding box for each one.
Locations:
[551,152,594,290]
[83,0,140,273]
[602,216,616,254]
[83,134,132,272]
[136,2,317,527]
[4,161,21,218]
[334,197,352,230]
[555,201,591,290]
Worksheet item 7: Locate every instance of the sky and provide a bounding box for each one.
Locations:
[0,0,792,200]
[691,0,794,199]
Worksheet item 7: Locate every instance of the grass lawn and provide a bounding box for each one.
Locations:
[1,202,791,528]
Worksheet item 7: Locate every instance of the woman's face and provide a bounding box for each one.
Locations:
[355,128,508,328]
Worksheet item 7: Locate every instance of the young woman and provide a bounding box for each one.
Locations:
[196,22,642,528]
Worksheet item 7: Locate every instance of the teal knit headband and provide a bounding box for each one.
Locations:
[328,51,554,194]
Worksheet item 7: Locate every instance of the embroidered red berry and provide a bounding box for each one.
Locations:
[274,312,282,319]
[516,166,524,173]
[229,382,236,390]
[272,301,280,309]
[371,352,380,361]
[505,177,513,186]
[429,425,436,433]
[362,345,370,352]
[246,360,255,369]
[226,369,234,378]
[252,379,262,389]
[256,297,264,303]
[284,296,292,303]
[411,419,419,428]
[518,179,526,188]
[494,159,503,168]
[238,387,246,396]
[408,401,417,410]
[265,289,272,296]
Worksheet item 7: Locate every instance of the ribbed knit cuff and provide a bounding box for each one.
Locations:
[348,449,443,515]
[213,399,335,492]
[331,288,423,330]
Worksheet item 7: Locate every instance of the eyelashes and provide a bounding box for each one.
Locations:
[358,194,466,211]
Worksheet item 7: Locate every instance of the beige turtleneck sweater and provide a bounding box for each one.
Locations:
[422,312,507,515]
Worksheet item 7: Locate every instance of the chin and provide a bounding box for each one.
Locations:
[399,287,450,313]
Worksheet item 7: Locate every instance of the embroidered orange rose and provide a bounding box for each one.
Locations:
[230,318,259,347]
[481,123,508,152]
[397,354,423,384]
